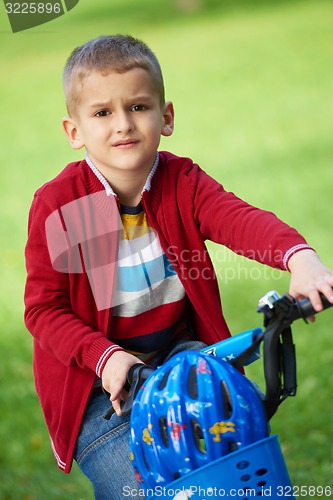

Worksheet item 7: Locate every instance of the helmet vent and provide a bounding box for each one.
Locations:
[188,364,198,399]
[158,369,171,391]
[159,417,169,447]
[142,450,150,471]
[191,419,206,454]
[221,380,233,419]
[228,440,239,452]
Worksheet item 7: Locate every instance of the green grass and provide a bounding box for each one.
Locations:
[0,0,332,497]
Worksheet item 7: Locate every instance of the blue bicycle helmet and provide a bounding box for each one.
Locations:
[130,351,268,490]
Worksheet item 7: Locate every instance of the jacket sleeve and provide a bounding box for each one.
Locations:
[24,192,123,377]
[189,164,312,270]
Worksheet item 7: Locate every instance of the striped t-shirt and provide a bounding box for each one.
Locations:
[110,202,187,362]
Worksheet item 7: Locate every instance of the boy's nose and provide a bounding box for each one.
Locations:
[115,111,134,134]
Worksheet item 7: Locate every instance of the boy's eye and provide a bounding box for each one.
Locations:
[131,104,146,112]
[95,109,111,117]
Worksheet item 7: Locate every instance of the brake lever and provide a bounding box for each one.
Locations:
[103,364,154,420]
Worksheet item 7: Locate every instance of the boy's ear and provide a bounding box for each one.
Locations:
[62,117,85,150]
[161,101,175,137]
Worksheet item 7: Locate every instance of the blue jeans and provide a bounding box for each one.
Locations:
[74,340,206,499]
[74,391,144,499]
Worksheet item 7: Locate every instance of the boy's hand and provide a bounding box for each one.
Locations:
[288,249,333,317]
[101,351,143,416]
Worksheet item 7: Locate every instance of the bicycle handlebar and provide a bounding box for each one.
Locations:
[103,364,154,419]
[293,293,333,320]
[258,291,332,323]
[103,292,333,420]
[259,292,332,419]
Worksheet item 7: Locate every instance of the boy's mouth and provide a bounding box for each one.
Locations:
[113,139,139,148]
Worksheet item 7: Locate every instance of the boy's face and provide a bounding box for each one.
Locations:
[63,68,174,180]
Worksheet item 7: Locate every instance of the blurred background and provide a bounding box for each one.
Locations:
[0,0,332,497]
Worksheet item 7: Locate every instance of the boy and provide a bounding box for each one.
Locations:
[24,35,333,499]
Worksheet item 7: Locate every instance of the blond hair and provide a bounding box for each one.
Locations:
[63,35,165,116]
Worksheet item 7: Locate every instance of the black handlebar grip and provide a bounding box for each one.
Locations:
[127,363,146,385]
[103,364,154,420]
[296,293,333,320]
[127,363,154,386]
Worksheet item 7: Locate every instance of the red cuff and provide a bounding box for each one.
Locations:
[283,244,315,271]
[86,336,124,377]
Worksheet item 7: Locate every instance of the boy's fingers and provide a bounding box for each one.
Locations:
[308,288,323,312]
[308,283,333,312]
[321,283,333,304]
[307,315,316,323]
[110,396,123,416]
[314,279,333,306]
[108,374,127,400]
[109,389,129,417]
